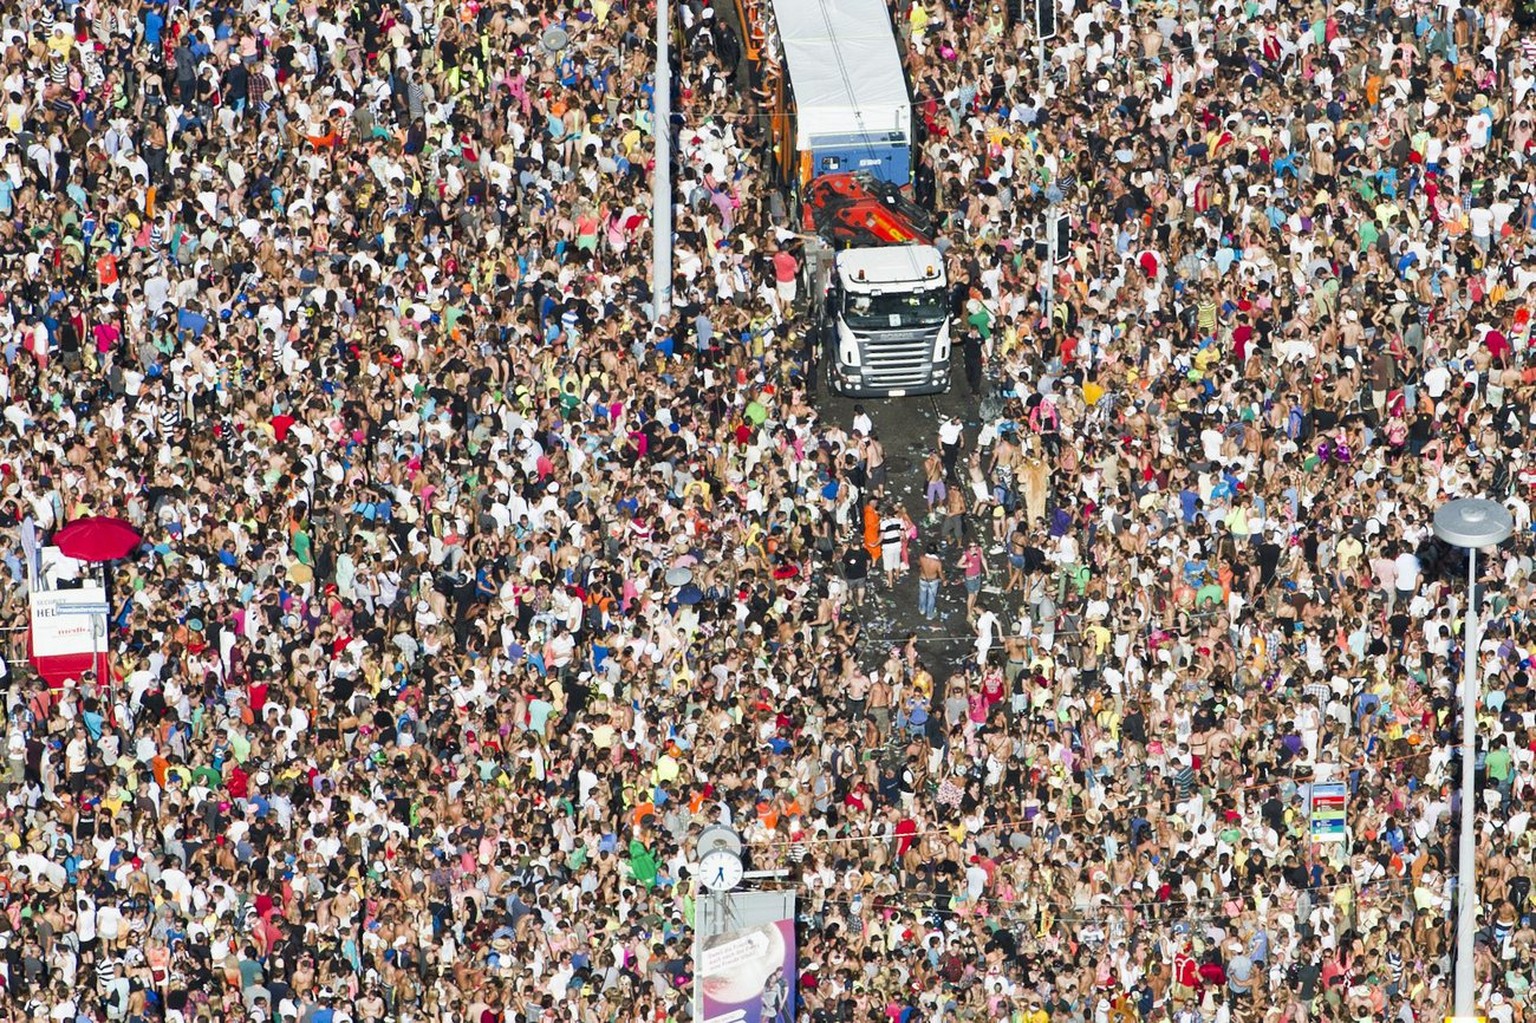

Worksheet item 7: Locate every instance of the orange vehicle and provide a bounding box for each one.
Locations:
[802,172,934,248]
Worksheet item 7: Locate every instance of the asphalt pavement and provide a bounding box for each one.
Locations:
[815,359,1002,693]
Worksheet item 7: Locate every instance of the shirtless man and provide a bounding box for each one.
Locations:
[942,485,967,547]
[869,673,894,738]
[917,543,947,621]
[1003,628,1030,689]
[845,670,871,722]
[865,431,888,499]
[923,450,947,515]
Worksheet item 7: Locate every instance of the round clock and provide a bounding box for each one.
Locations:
[698,848,745,892]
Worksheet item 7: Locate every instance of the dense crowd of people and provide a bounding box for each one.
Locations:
[1,0,1536,1020]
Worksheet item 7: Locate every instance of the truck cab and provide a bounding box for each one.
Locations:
[827,245,950,397]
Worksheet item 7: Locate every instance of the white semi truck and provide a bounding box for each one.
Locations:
[748,0,953,397]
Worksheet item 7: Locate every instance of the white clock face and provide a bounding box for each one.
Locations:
[698,849,744,891]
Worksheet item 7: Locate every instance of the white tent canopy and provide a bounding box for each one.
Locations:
[769,0,912,148]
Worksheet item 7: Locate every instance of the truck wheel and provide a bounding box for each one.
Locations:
[824,354,841,397]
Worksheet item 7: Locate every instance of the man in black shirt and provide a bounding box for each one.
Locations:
[1122,703,1148,747]
[1292,937,1322,1009]
[1256,531,1283,590]
[1261,788,1285,834]
[840,544,871,608]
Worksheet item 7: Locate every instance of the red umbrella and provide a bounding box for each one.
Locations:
[53,516,142,563]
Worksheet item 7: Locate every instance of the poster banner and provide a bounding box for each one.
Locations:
[28,585,110,688]
[30,585,108,657]
[696,892,796,1023]
[1308,782,1348,844]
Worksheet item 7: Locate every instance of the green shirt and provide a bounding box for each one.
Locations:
[1486,748,1512,781]
[291,529,313,566]
[237,958,263,989]
[1358,220,1379,251]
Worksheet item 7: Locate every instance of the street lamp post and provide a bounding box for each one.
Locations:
[1433,497,1514,1021]
[651,0,673,323]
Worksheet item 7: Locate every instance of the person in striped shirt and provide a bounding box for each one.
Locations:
[878,505,906,587]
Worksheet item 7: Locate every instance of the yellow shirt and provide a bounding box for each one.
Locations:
[1337,535,1363,569]
[1085,623,1111,654]
[1225,506,1249,537]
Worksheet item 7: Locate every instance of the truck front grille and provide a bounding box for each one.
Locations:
[865,340,934,385]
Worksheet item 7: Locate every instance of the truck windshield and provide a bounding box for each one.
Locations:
[842,288,948,331]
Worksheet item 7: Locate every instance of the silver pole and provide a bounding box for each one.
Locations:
[91,615,101,687]
[1455,544,1478,1016]
[1044,203,1056,323]
[651,0,673,323]
[693,889,708,1023]
[1432,498,1512,1020]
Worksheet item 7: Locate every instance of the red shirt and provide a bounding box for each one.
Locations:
[772,250,798,283]
[93,322,120,354]
[1233,323,1255,361]
[1174,951,1200,988]
[894,817,918,855]
[1487,329,1511,363]
[226,765,250,799]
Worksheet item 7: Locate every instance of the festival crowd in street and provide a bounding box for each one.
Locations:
[2,0,1536,1021]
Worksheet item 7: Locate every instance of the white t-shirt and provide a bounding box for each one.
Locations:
[1469,206,1495,238]
[75,899,97,942]
[1468,111,1493,148]
[65,736,87,775]
[95,908,122,942]
[1423,364,1451,398]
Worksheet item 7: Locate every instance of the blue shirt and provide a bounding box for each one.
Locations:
[144,9,165,46]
